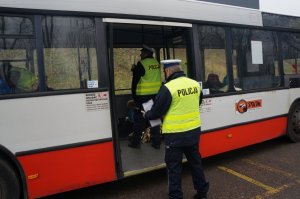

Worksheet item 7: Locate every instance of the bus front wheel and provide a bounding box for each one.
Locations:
[0,158,21,199]
[287,102,300,142]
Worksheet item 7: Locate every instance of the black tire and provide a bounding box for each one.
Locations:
[0,158,21,199]
[287,102,300,142]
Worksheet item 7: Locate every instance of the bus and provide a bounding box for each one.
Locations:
[0,0,300,198]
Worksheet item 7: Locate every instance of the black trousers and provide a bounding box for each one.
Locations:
[165,142,209,199]
[131,109,161,146]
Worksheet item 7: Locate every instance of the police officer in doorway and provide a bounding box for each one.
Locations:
[128,45,162,149]
[143,59,209,199]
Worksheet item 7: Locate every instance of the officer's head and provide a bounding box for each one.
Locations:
[161,59,182,79]
[140,45,154,59]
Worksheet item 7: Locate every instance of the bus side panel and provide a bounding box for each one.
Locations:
[200,117,287,158]
[17,142,116,199]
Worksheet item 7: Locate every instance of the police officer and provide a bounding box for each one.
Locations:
[128,45,161,149]
[144,59,209,199]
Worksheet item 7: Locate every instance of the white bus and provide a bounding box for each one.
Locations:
[0,0,300,198]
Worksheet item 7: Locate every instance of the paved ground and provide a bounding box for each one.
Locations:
[44,137,300,199]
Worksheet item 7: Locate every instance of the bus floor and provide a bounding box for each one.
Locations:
[119,139,165,175]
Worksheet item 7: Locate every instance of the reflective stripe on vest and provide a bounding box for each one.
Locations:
[136,58,161,95]
[162,76,201,133]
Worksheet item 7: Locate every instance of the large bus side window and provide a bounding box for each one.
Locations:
[0,15,38,94]
[281,32,300,87]
[42,16,98,90]
[231,28,280,90]
[282,33,300,75]
[198,25,228,95]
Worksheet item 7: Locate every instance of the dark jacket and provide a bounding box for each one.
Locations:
[144,71,203,147]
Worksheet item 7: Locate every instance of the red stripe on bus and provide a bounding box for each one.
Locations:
[17,141,116,199]
[200,117,287,158]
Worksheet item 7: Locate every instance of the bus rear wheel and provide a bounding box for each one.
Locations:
[287,102,300,142]
[0,158,21,199]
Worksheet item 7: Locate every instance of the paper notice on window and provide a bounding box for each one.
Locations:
[251,41,263,64]
[142,99,161,127]
[87,80,98,88]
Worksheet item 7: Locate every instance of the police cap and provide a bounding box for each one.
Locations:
[160,59,182,69]
[140,45,154,53]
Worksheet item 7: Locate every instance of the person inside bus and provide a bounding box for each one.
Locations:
[143,59,209,199]
[219,75,229,92]
[7,66,38,93]
[205,73,223,93]
[128,45,162,149]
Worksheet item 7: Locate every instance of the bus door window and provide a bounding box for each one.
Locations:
[0,15,38,94]
[281,32,300,87]
[42,16,98,90]
[198,25,228,95]
[231,28,280,90]
[160,27,189,81]
[112,46,142,138]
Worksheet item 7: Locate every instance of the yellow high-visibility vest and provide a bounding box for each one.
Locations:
[162,76,201,133]
[136,58,161,96]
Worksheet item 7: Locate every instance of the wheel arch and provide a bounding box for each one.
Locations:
[286,98,300,142]
[0,145,28,199]
[288,98,300,113]
[288,98,300,122]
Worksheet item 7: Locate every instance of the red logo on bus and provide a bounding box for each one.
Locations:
[236,99,248,113]
[236,99,262,114]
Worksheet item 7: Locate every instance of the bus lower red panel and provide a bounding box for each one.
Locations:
[200,117,287,158]
[17,141,116,199]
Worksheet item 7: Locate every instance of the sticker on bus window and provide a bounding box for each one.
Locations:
[235,98,262,114]
[202,88,210,95]
[85,92,109,111]
[87,80,98,88]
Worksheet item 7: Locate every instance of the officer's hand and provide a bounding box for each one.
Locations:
[141,110,146,118]
[131,64,136,71]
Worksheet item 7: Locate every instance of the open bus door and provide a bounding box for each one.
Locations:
[104,18,194,177]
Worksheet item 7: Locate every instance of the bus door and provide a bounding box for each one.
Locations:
[104,18,193,177]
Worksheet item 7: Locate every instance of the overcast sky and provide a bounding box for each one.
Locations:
[260,0,300,17]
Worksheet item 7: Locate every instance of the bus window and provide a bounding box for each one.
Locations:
[281,32,300,75]
[198,25,228,94]
[173,48,188,74]
[159,47,188,82]
[0,16,33,35]
[42,16,98,90]
[231,28,280,90]
[0,16,37,94]
[114,48,142,95]
[160,29,189,80]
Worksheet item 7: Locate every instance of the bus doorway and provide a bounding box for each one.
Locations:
[105,19,193,176]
